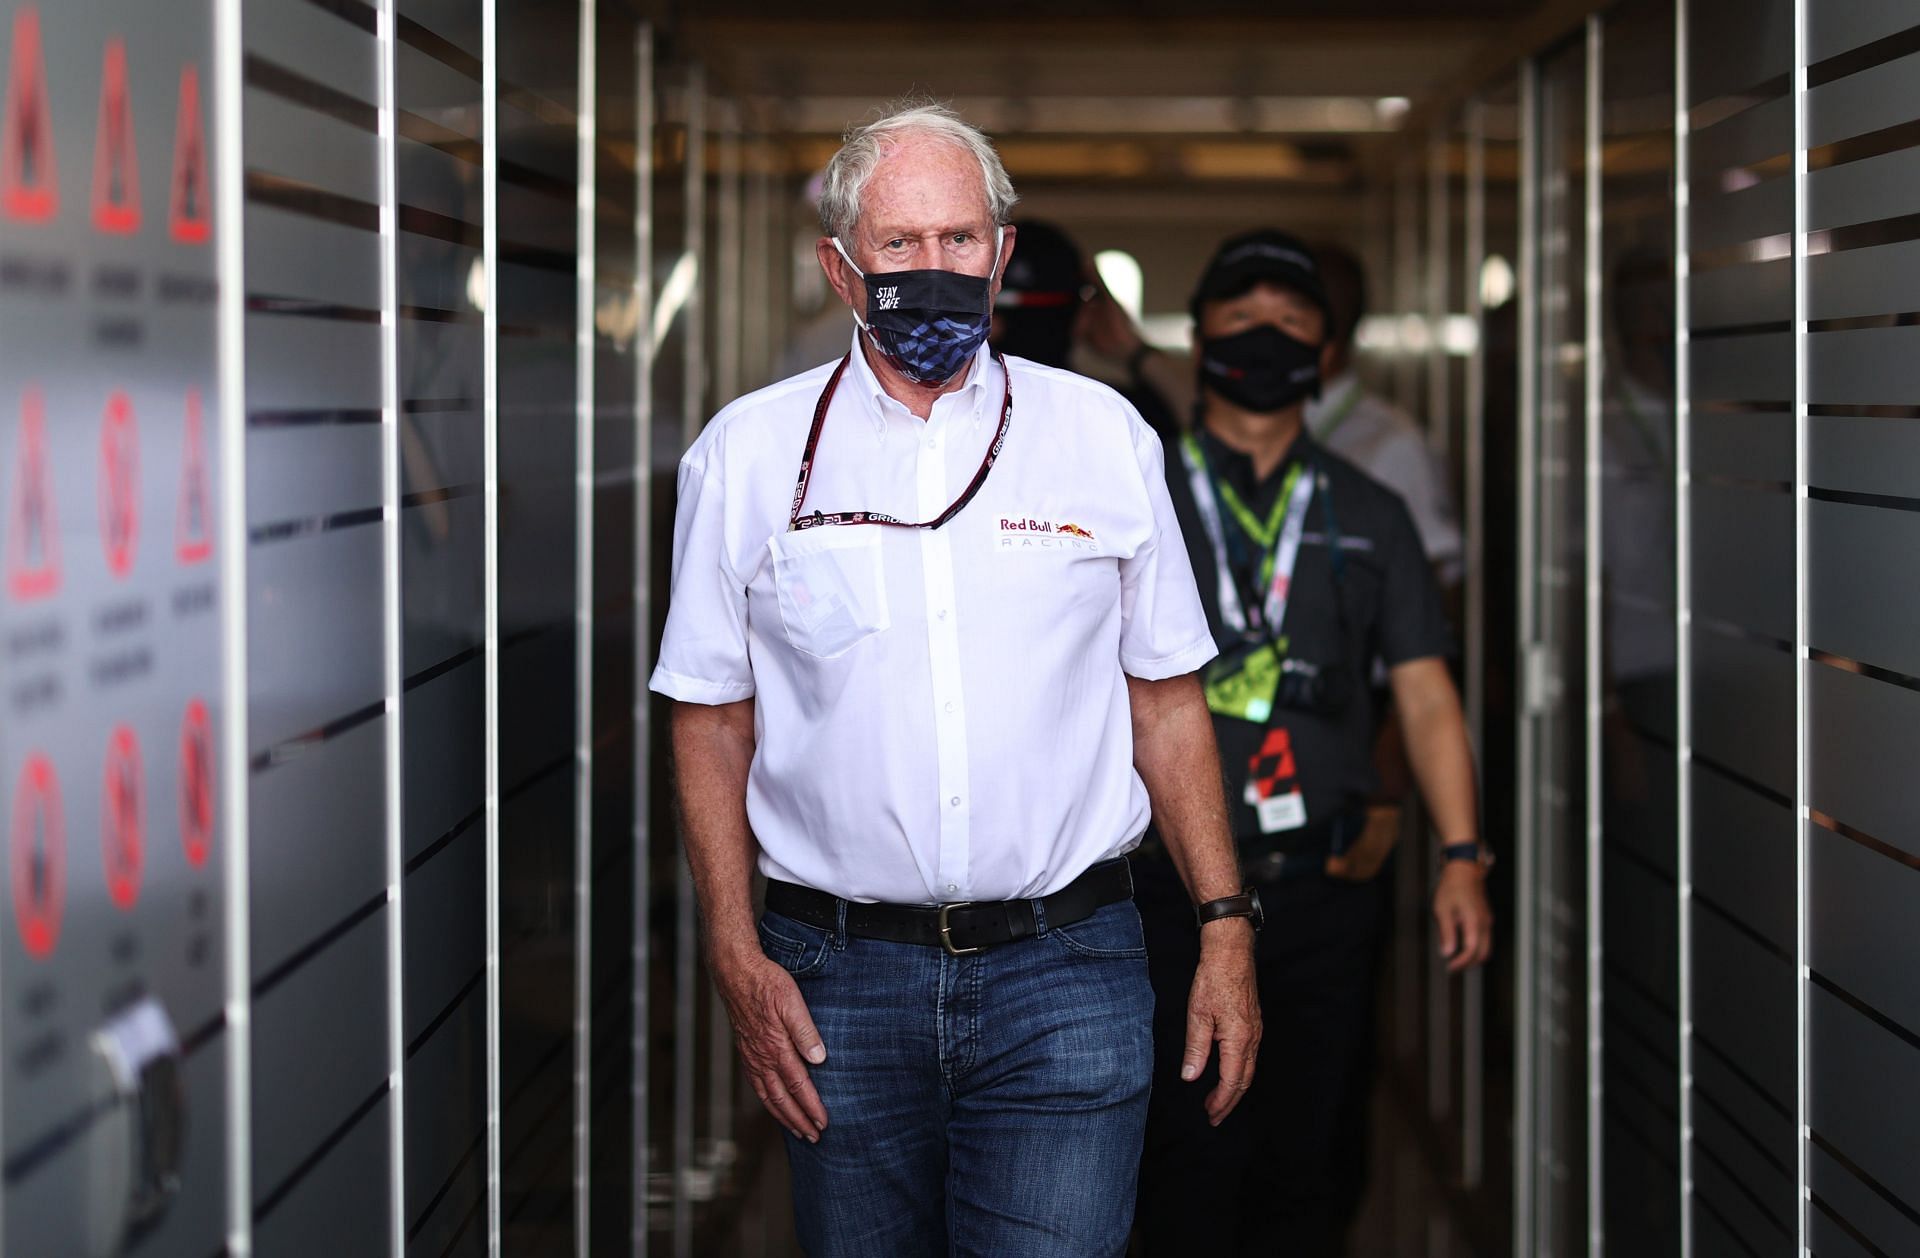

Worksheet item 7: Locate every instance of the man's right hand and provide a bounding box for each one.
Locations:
[716,952,830,1142]
[1076,283,1146,363]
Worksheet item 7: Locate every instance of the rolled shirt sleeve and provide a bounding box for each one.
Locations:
[649,455,757,704]
[1118,422,1218,679]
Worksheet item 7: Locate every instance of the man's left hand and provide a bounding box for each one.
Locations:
[1433,863,1493,972]
[1182,920,1262,1126]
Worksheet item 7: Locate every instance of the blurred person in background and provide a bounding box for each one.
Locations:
[1306,243,1463,584]
[1084,244,1468,1230]
[1081,242,1461,578]
[1127,229,1493,1257]
[990,217,1088,367]
[990,218,1182,433]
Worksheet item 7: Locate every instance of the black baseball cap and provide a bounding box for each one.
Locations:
[996,220,1086,309]
[1189,228,1331,321]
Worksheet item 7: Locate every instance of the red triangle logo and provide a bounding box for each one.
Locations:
[168,65,209,245]
[2,7,57,223]
[91,37,139,235]
[6,386,60,602]
[176,389,212,564]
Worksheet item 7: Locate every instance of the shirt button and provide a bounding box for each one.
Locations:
[937,609,948,620]
[926,437,938,449]
[950,796,961,808]
[946,883,958,893]
[944,701,955,714]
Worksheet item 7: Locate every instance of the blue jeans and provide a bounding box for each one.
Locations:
[761,897,1155,1257]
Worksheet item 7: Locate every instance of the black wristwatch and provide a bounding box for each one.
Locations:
[1441,841,1495,871]
[1195,889,1264,932]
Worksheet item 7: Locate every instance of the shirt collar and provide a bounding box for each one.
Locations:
[1196,423,1313,504]
[843,328,997,441]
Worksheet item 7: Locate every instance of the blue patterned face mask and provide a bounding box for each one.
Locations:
[833,229,1003,386]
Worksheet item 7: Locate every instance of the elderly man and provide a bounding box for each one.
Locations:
[649,102,1260,1256]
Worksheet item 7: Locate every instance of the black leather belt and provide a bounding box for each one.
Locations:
[765,857,1134,957]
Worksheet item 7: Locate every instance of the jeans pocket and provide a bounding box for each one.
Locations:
[1048,900,1149,960]
[758,910,836,977]
[767,528,890,658]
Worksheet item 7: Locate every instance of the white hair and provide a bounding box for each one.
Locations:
[817,100,1018,241]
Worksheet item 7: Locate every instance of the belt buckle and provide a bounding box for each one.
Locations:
[937,902,982,957]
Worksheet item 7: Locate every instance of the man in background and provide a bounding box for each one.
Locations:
[1128,229,1492,1256]
[990,219,1184,437]
[1081,241,1461,578]
[1307,244,1462,584]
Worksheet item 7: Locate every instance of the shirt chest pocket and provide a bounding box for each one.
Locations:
[766,527,891,658]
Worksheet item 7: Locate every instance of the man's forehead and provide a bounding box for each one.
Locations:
[1215,279,1322,313]
[858,138,989,224]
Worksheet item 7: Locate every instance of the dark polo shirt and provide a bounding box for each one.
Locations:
[1164,425,1454,840]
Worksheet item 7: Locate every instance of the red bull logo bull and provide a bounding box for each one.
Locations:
[1056,523,1094,540]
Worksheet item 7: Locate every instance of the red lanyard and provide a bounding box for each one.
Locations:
[787,351,1014,532]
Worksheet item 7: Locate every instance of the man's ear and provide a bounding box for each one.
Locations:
[990,222,1018,300]
[816,236,861,314]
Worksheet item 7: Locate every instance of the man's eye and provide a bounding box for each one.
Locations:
[951,233,972,246]
[885,239,908,250]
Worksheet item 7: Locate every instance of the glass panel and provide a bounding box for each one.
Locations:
[1524,33,1593,1257]
[493,0,582,1249]
[1474,70,1526,1253]
[1597,1,1681,1249]
[644,58,693,1253]
[587,5,641,1252]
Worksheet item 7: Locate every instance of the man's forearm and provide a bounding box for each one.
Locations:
[1391,659,1478,846]
[1128,673,1242,907]
[671,699,762,969]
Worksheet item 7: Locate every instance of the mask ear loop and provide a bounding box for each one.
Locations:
[830,237,875,335]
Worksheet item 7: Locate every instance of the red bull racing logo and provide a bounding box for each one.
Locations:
[997,516,1099,552]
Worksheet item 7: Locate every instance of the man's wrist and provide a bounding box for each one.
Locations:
[1195,888,1262,931]
[1198,915,1255,950]
[704,923,768,976]
[1439,839,1493,874]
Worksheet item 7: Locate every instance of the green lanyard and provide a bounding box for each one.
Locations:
[1212,461,1306,588]
[1178,433,1316,641]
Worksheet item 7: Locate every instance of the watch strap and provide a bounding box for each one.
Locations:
[1441,841,1492,868]
[1195,891,1259,928]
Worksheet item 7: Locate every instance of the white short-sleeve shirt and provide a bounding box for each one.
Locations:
[650,335,1216,904]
